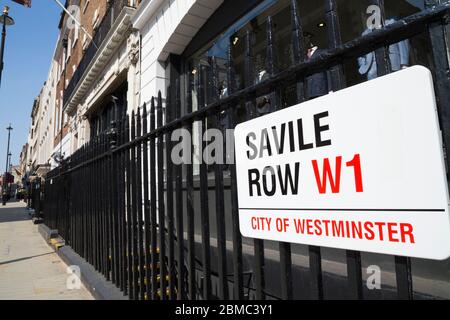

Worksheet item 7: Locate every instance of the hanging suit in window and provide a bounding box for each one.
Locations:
[358,18,410,80]
[306,48,330,99]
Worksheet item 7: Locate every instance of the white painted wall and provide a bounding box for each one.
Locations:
[134,0,223,106]
[36,59,59,167]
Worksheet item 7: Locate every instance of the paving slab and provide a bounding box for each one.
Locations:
[0,201,93,300]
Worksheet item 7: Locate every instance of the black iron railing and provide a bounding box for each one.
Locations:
[30,177,43,218]
[63,0,130,109]
[44,1,450,300]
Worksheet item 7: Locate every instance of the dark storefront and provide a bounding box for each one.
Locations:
[89,83,128,139]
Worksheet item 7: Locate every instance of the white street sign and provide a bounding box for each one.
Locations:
[234,66,450,260]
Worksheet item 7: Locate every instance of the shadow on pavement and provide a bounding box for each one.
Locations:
[0,252,54,266]
[0,201,31,224]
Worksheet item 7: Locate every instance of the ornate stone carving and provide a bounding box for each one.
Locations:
[128,39,140,66]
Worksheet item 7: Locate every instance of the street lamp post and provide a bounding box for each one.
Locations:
[2,124,12,205]
[27,160,32,208]
[7,152,11,171]
[7,152,12,195]
[0,6,15,87]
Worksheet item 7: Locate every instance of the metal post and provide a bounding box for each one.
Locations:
[0,6,14,88]
[0,17,6,87]
[3,124,12,205]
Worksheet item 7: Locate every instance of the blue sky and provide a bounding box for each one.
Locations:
[0,1,60,170]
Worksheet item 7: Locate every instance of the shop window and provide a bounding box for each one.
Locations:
[336,0,373,44]
[185,0,432,162]
[384,0,424,19]
[89,85,128,139]
[282,1,327,106]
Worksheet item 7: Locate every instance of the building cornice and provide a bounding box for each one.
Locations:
[132,0,165,30]
[64,6,136,114]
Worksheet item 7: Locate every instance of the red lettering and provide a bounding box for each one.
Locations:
[314,220,322,236]
[374,222,386,241]
[400,223,415,244]
[387,223,399,242]
[294,219,306,234]
[345,221,351,238]
[346,154,364,192]
[364,221,375,240]
[251,217,257,230]
[312,157,342,194]
[323,220,330,236]
[306,219,314,235]
[283,218,415,245]
[332,220,344,237]
[276,218,288,232]
[251,217,272,231]
[351,221,363,239]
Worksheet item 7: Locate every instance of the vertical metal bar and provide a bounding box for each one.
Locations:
[244,31,257,119]
[245,30,265,300]
[266,15,294,300]
[106,132,113,282]
[209,56,229,300]
[142,104,151,299]
[185,71,196,300]
[371,0,391,76]
[131,111,139,299]
[157,91,167,300]
[346,250,363,299]
[175,90,186,301]
[376,0,414,300]
[93,141,97,274]
[82,146,87,265]
[87,147,91,266]
[136,108,145,300]
[97,136,102,276]
[325,0,345,90]
[265,16,281,110]
[428,3,450,173]
[290,1,311,300]
[93,141,98,273]
[121,115,128,295]
[150,98,158,300]
[309,246,323,300]
[86,144,95,264]
[291,0,307,103]
[325,0,362,300]
[119,115,126,293]
[112,122,119,288]
[173,77,193,301]
[125,115,134,299]
[198,64,211,300]
[92,138,97,272]
[87,146,91,266]
[105,131,112,284]
[97,140,102,275]
[395,256,413,300]
[165,89,176,300]
[90,145,95,266]
[102,134,109,279]
[113,106,121,287]
[227,43,245,300]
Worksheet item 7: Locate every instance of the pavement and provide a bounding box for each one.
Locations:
[0,201,93,300]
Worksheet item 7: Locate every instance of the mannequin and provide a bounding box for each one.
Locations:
[358,17,410,80]
[306,43,329,99]
[255,53,272,115]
